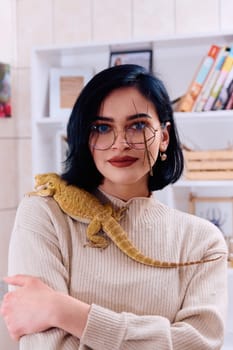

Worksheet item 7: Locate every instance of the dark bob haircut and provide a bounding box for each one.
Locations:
[62,64,183,192]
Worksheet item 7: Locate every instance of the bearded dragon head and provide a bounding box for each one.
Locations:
[33,173,60,196]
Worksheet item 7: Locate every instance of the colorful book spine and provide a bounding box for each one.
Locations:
[225,81,233,109]
[194,47,229,112]
[177,45,220,112]
[212,64,233,110]
[203,46,233,111]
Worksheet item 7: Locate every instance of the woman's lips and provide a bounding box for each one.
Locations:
[108,156,138,167]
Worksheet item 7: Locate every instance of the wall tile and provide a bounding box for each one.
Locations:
[0,208,18,350]
[220,0,233,31]
[16,0,53,67]
[17,138,32,201]
[0,316,19,350]
[93,0,132,41]
[53,0,92,44]
[0,209,16,276]
[176,0,219,34]
[0,119,16,138]
[133,0,175,39]
[0,0,16,65]
[0,65,18,138]
[14,68,31,138]
[0,139,18,210]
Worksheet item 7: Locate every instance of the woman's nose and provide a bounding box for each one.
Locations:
[111,130,130,149]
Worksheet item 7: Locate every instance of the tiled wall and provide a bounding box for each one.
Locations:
[0,0,18,345]
[0,0,233,348]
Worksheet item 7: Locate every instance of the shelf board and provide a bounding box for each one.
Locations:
[174,110,233,122]
[174,179,233,187]
[35,117,68,126]
[35,110,233,125]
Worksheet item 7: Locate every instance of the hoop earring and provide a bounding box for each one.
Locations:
[160,152,167,161]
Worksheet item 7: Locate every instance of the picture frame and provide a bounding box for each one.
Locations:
[189,195,233,238]
[109,50,153,72]
[0,62,11,118]
[55,130,68,173]
[49,67,93,118]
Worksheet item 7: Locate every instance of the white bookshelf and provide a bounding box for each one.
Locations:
[31,32,233,346]
[31,31,233,206]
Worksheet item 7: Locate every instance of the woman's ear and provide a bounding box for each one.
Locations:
[159,122,170,152]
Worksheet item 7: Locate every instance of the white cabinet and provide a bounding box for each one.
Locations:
[31,32,233,210]
[31,31,233,347]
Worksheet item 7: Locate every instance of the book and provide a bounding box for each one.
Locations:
[177,45,220,112]
[225,81,233,109]
[194,47,229,112]
[212,64,233,110]
[203,46,233,111]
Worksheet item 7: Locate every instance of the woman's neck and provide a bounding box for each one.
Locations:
[98,182,150,202]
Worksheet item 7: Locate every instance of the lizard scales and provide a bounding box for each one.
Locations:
[28,173,221,268]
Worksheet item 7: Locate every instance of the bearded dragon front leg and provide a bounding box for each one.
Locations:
[85,216,110,249]
[85,205,128,249]
[112,206,128,221]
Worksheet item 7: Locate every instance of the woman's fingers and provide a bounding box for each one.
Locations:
[0,275,57,340]
[3,274,38,287]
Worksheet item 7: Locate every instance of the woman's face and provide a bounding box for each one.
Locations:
[89,87,170,196]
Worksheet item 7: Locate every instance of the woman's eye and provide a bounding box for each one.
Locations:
[130,121,146,130]
[92,124,111,134]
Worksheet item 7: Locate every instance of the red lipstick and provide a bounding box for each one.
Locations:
[108,156,138,167]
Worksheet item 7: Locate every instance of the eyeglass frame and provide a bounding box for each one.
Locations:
[89,122,159,151]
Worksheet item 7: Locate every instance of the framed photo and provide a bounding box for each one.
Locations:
[49,67,93,118]
[109,50,152,72]
[0,62,11,118]
[55,131,68,173]
[189,195,233,237]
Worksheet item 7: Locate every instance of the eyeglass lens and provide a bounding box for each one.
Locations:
[89,125,157,150]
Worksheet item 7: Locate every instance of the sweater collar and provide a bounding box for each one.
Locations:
[94,187,162,212]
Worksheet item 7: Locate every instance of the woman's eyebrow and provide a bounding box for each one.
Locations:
[95,116,113,122]
[95,113,152,122]
[128,113,152,120]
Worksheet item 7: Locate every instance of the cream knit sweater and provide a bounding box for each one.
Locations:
[8,189,228,350]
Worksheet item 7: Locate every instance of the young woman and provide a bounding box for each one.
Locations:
[1,65,228,349]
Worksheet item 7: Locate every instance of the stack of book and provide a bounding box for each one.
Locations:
[177,44,233,112]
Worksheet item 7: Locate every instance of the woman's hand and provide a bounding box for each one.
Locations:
[0,274,91,341]
[0,275,58,340]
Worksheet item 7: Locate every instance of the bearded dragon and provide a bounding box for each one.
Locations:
[28,173,221,268]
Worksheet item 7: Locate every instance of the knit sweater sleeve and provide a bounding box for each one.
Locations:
[8,196,82,349]
[80,226,228,350]
[81,260,227,350]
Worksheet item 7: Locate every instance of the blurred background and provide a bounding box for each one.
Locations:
[1,0,233,348]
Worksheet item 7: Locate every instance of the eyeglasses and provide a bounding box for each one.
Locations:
[89,121,158,150]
